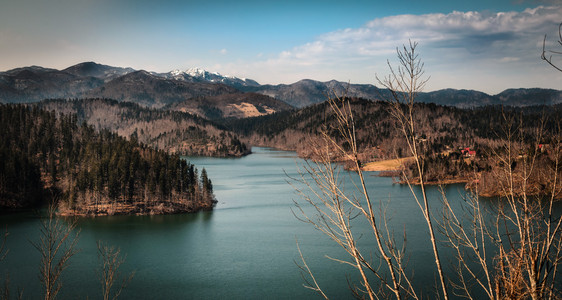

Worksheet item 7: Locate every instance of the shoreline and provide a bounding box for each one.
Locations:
[57,201,215,217]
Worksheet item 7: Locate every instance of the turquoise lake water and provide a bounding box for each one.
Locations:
[0,147,493,299]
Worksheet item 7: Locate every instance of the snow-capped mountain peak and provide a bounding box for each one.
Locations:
[163,67,260,87]
[185,67,222,79]
[170,69,184,76]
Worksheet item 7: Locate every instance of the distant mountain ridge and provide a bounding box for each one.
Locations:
[244,81,562,108]
[83,70,239,108]
[0,65,103,103]
[1,61,561,109]
[158,67,260,88]
[241,79,382,107]
[62,61,135,81]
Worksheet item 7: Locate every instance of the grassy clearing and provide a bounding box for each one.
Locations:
[362,157,414,171]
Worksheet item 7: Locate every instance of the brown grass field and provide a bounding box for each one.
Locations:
[362,157,414,171]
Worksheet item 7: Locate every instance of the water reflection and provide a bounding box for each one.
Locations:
[1,147,560,299]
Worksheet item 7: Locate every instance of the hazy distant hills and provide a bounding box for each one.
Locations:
[414,88,562,108]
[83,70,240,108]
[0,66,103,102]
[62,61,135,81]
[241,79,382,108]
[246,82,562,108]
[1,62,561,109]
[496,88,562,107]
[0,63,283,112]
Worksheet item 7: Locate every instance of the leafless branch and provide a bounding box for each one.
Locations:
[291,87,417,299]
[31,204,80,300]
[377,40,449,300]
[542,22,562,72]
[97,241,134,300]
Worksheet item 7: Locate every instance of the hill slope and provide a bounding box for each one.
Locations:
[165,92,294,119]
[84,71,240,108]
[37,98,250,157]
[62,61,135,81]
[0,66,102,103]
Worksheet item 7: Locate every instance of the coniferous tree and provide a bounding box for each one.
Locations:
[0,104,217,215]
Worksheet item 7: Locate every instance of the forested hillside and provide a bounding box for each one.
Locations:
[227,99,478,159]
[0,104,216,216]
[165,92,294,120]
[229,98,561,156]
[226,98,562,197]
[37,98,250,157]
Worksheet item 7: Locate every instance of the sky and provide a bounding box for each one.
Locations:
[1,0,562,94]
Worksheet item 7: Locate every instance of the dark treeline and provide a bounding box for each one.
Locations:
[0,104,216,215]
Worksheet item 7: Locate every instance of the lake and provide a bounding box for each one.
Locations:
[0,147,488,299]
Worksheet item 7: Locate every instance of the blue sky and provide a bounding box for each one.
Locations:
[1,0,561,93]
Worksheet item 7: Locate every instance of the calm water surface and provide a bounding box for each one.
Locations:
[1,147,477,299]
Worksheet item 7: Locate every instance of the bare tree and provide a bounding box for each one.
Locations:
[97,241,134,300]
[542,22,562,72]
[376,40,450,300]
[295,240,329,299]
[292,89,417,299]
[438,112,562,299]
[31,205,80,300]
[295,36,562,300]
[434,22,562,298]
[0,228,19,300]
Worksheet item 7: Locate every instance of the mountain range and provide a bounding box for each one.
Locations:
[83,70,240,108]
[158,67,260,88]
[1,61,561,109]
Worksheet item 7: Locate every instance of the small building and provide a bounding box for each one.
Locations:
[461,147,476,157]
[537,144,548,153]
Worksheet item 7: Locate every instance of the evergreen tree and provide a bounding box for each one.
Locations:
[0,104,217,215]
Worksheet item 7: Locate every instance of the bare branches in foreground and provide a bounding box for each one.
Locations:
[293,39,562,299]
[97,241,134,300]
[542,22,562,73]
[31,205,80,300]
[440,113,562,299]
[376,41,449,300]
[291,88,417,299]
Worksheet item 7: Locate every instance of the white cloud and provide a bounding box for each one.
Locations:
[245,5,562,93]
[220,48,228,55]
[499,57,521,63]
[305,6,560,59]
[515,0,562,4]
